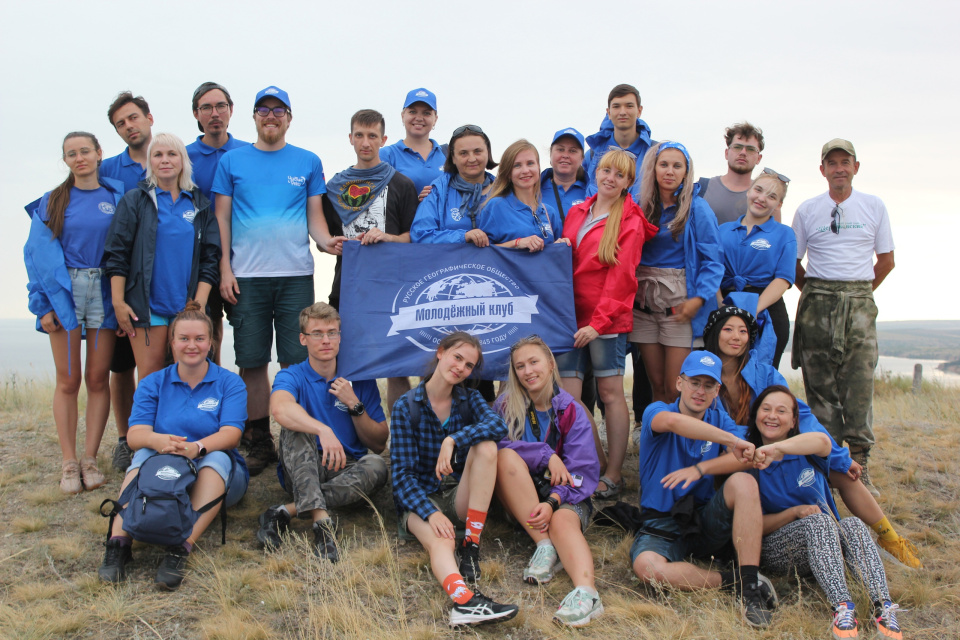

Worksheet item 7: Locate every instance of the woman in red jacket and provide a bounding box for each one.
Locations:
[558,149,657,499]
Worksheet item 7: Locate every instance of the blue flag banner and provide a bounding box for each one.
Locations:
[337,242,577,380]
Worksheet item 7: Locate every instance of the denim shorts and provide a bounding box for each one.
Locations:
[227,275,313,368]
[555,333,627,379]
[68,268,105,330]
[629,482,735,564]
[129,447,248,507]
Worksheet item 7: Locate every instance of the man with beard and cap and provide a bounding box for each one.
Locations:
[101,91,155,472]
[697,123,769,225]
[322,108,418,409]
[212,85,343,476]
[186,82,250,365]
[582,84,654,200]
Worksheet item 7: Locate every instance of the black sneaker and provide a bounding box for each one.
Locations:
[257,505,291,550]
[458,540,481,583]
[740,581,774,628]
[245,436,278,477]
[156,546,190,591]
[98,539,132,583]
[312,519,340,563]
[112,440,133,472]
[449,591,519,627]
[757,572,779,609]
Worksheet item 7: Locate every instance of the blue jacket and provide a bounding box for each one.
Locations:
[410,172,494,243]
[103,181,219,327]
[24,177,124,334]
[582,116,654,199]
[681,197,724,340]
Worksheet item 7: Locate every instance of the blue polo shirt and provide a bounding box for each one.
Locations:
[186,134,251,204]
[212,143,326,277]
[101,149,146,193]
[478,192,563,245]
[150,190,196,316]
[380,139,446,194]
[753,452,840,519]
[540,169,586,220]
[638,400,745,512]
[271,360,386,460]
[640,206,685,268]
[719,216,797,291]
[52,186,116,268]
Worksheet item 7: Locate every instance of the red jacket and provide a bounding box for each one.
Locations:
[562,194,657,335]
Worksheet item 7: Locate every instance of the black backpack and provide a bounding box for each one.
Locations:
[100,453,227,547]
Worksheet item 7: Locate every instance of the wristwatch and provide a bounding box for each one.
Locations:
[348,402,365,417]
[195,440,207,457]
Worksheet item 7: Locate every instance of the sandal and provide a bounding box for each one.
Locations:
[80,456,106,491]
[60,460,83,494]
[593,475,625,500]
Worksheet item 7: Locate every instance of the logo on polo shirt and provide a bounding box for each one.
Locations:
[416,90,429,98]
[334,399,349,412]
[701,441,714,454]
[572,199,584,206]
[750,238,772,250]
[182,209,197,223]
[288,175,306,187]
[197,397,220,411]
[156,465,182,481]
[700,355,716,367]
[99,202,115,215]
[797,468,816,488]
[450,207,462,221]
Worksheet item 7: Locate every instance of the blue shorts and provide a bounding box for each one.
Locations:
[555,333,627,379]
[129,447,248,507]
[68,268,105,330]
[227,275,313,368]
[149,311,173,327]
[629,481,735,564]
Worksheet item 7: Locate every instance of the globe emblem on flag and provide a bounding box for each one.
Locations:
[416,273,513,336]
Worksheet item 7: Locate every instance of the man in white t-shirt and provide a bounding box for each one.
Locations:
[791,138,895,497]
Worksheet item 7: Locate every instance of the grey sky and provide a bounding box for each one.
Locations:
[3,0,958,322]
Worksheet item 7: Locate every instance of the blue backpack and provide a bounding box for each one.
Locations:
[100,454,226,547]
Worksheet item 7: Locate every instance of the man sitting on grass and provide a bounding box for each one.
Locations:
[630,351,776,628]
[255,302,388,561]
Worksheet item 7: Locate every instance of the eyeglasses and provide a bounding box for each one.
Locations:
[830,203,843,234]
[681,375,719,392]
[607,145,637,160]
[729,143,760,154]
[509,334,546,352]
[761,167,790,183]
[302,330,341,340]
[531,209,550,239]
[255,106,289,118]
[198,102,230,115]
[452,124,484,137]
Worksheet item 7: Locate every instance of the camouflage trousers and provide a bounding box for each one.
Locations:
[792,279,877,449]
[279,428,388,515]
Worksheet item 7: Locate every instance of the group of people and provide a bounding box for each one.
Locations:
[23,80,911,636]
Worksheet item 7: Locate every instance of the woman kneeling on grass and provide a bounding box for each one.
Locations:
[494,335,603,627]
[98,302,248,590]
[390,332,518,627]
[748,386,903,640]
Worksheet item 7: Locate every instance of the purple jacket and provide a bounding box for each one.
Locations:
[496,388,599,505]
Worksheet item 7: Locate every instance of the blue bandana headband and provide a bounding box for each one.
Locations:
[657,141,692,197]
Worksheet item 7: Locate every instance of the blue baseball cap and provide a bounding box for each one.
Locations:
[680,351,722,384]
[403,88,437,110]
[255,86,291,110]
[551,127,585,150]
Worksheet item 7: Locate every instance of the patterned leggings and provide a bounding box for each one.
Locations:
[761,513,890,607]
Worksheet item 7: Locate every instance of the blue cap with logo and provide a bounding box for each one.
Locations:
[255,86,291,110]
[680,351,722,384]
[403,88,437,110]
[551,127,585,150]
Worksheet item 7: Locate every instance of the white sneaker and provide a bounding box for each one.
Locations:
[553,586,603,627]
[523,543,560,584]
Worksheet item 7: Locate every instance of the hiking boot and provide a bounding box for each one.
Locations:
[112,440,133,472]
[877,536,923,569]
[850,448,880,497]
[80,456,106,490]
[523,543,560,585]
[553,586,603,627]
[739,581,774,628]
[831,601,859,639]
[458,540,481,583]
[98,539,132,583]
[449,591,519,627]
[60,459,82,494]
[257,505,291,550]
[156,546,190,590]
[245,436,277,477]
[312,519,340,563]
[874,601,903,639]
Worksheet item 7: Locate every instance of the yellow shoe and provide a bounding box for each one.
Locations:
[877,536,923,569]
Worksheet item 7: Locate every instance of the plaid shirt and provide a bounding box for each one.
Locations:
[391,381,506,521]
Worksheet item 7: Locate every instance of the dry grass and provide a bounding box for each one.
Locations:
[1,374,958,639]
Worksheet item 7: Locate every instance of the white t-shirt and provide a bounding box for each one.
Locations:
[792,189,894,281]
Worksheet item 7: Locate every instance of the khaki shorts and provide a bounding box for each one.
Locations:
[629,266,695,347]
[398,478,463,536]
